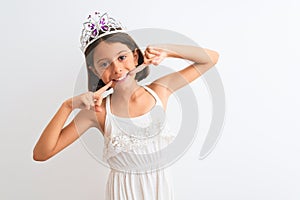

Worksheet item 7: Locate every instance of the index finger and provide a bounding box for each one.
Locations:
[128,63,147,76]
[146,47,161,56]
[94,80,113,95]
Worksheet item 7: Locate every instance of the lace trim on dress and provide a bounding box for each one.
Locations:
[103,126,175,161]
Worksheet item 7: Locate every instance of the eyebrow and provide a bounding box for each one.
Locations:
[96,50,129,64]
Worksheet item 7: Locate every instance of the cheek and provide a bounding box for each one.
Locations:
[95,66,109,79]
[99,70,110,83]
[124,59,136,69]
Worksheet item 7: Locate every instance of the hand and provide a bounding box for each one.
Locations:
[66,81,113,112]
[143,45,168,66]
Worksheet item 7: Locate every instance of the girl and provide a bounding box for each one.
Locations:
[33,12,219,199]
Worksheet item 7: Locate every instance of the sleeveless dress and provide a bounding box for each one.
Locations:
[103,86,175,200]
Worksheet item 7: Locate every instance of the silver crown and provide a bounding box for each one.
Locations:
[80,12,126,53]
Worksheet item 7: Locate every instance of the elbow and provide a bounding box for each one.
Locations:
[210,51,219,65]
[204,49,219,66]
[32,150,52,162]
[33,154,47,162]
[33,155,47,162]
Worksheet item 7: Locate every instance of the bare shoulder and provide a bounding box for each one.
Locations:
[147,82,172,110]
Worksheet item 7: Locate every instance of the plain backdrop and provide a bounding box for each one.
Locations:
[1,0,300,199]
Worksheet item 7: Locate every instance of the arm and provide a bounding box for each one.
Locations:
[32,100,97,161]
[33,81,112,161]
[147,44,219,101]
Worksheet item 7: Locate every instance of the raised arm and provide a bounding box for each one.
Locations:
[146,44,219,102]
[33,81,112,161]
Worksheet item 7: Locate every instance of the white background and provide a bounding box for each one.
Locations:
[1,0,300,199]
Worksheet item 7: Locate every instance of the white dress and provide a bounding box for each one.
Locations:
[103,86,175,200]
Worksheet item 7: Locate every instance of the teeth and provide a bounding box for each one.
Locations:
[116,74,127,81]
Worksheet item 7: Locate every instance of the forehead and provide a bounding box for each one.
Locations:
[93,41,130,60]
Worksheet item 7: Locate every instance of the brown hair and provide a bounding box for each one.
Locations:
[84,32,149,92]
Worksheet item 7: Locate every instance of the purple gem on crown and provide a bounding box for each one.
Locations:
[80,12,126,52]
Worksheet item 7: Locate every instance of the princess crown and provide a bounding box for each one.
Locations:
[80,12,126,53]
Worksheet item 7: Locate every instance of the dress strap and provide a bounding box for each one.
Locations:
[105,94,112,115]
[143,85,163,107]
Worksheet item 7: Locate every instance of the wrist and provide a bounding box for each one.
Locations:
[158,44,181,58]
[63,98,73,111]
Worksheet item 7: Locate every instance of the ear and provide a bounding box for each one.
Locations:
[133,48,139,66]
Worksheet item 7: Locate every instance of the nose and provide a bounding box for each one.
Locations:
[111,60,123,74]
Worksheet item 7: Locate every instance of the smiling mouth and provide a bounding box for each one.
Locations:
[112,73,128,82]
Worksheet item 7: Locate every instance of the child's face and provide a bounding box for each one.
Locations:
[90,41,139,88]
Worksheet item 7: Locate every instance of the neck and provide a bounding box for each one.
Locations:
[111,79,141,101]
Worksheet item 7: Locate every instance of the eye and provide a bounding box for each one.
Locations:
[99,61,109,68]
[118,55,127,61]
